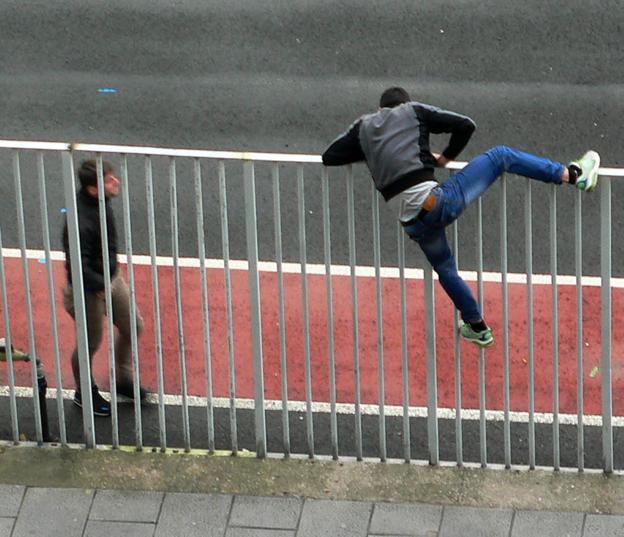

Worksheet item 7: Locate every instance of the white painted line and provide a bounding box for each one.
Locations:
[1,248,620,287]
[0,385,619,427]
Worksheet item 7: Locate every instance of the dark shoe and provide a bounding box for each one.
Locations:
[115,383,147,402]
[73,388,111,417]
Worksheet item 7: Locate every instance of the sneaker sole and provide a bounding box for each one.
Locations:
[577,150,600,192]
[459,323,494,348]
[73,398,111,417]
[460,335,494,348]
[470,338,494,348]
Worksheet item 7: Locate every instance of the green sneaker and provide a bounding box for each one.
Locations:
[570,150,600,192]
[459,322,494,348]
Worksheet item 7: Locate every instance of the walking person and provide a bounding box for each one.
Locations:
[62,160,146,416]
[322,86,600,348]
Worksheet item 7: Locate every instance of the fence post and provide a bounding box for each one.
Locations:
[346,167,363,461]
[424,264,439,465]
[500,175,510,469]
[61,150,96,448]
[243,161,267,458]
[0,231,19,443]
[549,184,560,471]
[13,152,43,444]
[574,188,584,472]
[600,176,613,473]
[95,155,120,448]
[170,157,190,452]
[476,197,487,467]
[297,166,314,458]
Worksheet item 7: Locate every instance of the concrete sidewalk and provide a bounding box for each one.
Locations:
[2,485,624,537]
[1,444,624,536]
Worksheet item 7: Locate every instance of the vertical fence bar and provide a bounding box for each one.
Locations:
[372,185,386,462]
[452,220,463,466]
[0,226,19,443]
[600,177,613,473]
[550,184,560,470]
[194,159,215,453]
[477,197,487,467]
[575,188,584,471]
[424,263,438,465]
[119,156,143,450]
[321,167,338,459]
[144,157,167,451]
[218,162,238,454]
[525,180,535,470]
[500,175,510,468]
[346,166,363,460]
[272,164,290,456]
[13,152,43,444]
[95,155,120,448]
[170,157,191,452]
[243,161,267,458]
[62,151,96,447]
[297,165,314,458]
[397,223,410,463]
[37,152,67,445]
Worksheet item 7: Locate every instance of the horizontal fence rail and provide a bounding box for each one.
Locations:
[0,140,623,473]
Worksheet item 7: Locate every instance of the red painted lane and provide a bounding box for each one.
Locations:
[0,257,618,415]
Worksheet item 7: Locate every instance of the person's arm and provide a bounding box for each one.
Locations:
[79,221,106,292]
[322,120,365,166]
[415,104,476,163]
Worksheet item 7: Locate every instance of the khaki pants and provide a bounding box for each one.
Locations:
[63,276,143,391]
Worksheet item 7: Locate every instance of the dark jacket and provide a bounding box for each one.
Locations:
[62,188,118,292]
[322,101,476,200]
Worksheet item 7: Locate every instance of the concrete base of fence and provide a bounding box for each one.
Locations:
[0,443,622,514]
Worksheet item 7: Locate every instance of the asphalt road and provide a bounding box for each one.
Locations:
[3,396,623,471]
[1,0,623,274]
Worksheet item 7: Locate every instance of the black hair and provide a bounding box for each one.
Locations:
[77,160,113,189]
[379,86,411,108]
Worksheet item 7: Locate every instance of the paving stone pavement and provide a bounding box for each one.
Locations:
[1,484,624,536]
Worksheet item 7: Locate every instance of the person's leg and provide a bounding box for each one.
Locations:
[111,276,144,392]
[63,285,104,390]
[440,146,565,219]
[416,227,482,324]
[403,216,493,346]
[63,286,111,416]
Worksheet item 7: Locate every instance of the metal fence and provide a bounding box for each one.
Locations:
[0,139,623,472]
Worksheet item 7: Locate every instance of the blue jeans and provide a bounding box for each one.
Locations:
[403,145,565,323]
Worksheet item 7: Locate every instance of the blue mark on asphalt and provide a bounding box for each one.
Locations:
[98,88,118,94]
